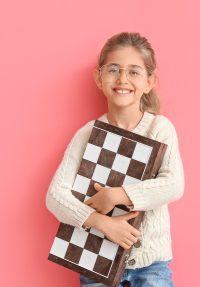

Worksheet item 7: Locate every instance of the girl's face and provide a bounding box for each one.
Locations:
[94,46,155,110]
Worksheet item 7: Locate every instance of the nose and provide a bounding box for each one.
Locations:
[117,69,129,83]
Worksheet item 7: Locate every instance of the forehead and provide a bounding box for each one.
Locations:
[105,46,145,69]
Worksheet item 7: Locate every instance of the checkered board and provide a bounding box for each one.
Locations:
[48,120,167,287]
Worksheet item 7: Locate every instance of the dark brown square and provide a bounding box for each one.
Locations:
[56,223,74,241]
[127,159,146,179]
[64,243,82,264]
[106,170,126,187]
[71,190,86,202]
[97,148,116,168]
[117,138,136,158]
[93,255,112,276]
[84,233,103,254]
[88,127,107,147]
[78,159,96,178]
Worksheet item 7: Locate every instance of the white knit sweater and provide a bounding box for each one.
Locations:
[46,111,184,269]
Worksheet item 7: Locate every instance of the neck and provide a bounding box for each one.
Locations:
[107,105,144,131]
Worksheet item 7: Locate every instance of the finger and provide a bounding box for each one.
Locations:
[130,228,140,238]
[94,182,103,191]
[120,241,132,250]
[85,200,94,208]
[99,209,110,214]
[96,208,107,214]
[84,198,91,205]
[127,233,139,243]
[95,207,108,214]
[120,211,139,221]
[123,238,134,247]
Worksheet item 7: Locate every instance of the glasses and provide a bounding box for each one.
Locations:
[99,64,145,82]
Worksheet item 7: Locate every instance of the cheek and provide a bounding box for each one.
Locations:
[101,86,109,98]
[102,83,111,92]
[136,79,148,90]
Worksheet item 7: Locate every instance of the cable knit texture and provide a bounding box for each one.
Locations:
[46,112,184,269]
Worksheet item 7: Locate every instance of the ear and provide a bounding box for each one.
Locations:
[93,68,103,90]
[145,74,156,94]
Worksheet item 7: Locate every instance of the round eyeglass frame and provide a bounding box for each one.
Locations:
[99,64,145,82]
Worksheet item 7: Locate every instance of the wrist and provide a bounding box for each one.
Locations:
[83,211,107,231]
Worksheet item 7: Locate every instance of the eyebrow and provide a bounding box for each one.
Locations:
[108,63,144,70]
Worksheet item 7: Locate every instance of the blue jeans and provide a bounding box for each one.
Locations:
[80,260,173,287]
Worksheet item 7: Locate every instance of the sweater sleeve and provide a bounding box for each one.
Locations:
[46,121,96,228]
[122,116,185,211]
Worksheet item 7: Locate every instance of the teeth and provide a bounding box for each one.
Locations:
[115,89,131,94]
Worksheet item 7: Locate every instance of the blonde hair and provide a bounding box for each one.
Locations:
[98,32,160,115]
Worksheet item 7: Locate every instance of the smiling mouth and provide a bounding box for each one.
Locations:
[113,88,133,94]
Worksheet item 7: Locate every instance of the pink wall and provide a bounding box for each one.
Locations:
[0,0,199,286]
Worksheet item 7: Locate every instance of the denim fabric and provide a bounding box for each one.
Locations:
[80,260,174,287]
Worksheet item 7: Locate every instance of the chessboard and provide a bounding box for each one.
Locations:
[48,120,167,287]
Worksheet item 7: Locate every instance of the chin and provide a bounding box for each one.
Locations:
[111,99,136,108]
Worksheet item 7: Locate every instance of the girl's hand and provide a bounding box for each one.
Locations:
[96,211,140,250]
[83,211,140,249]
[85,183,133,214]
[85,183,115,214]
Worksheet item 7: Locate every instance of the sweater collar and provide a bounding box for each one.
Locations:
[97,111,152,135]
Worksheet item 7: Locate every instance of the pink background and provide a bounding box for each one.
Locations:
[0,0,199,286]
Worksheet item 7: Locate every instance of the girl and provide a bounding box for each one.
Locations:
[46,32,184,287]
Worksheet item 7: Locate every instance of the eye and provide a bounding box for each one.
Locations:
[107,65,119,74]
[129,70,140,76]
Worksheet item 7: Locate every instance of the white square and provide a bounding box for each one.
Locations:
[99,239,118,260]
[83,143,101,163]
[79,250,97,271]
[50,237,69,258]
[123,175,141,185]
[112,154,131,174]
[72,175,90,194]
[103,132,122,152]
[112,207,127,217]
[132,143,152,163]
[70,228,88,248]
[92,164,110,184]
[90,227,104,238]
